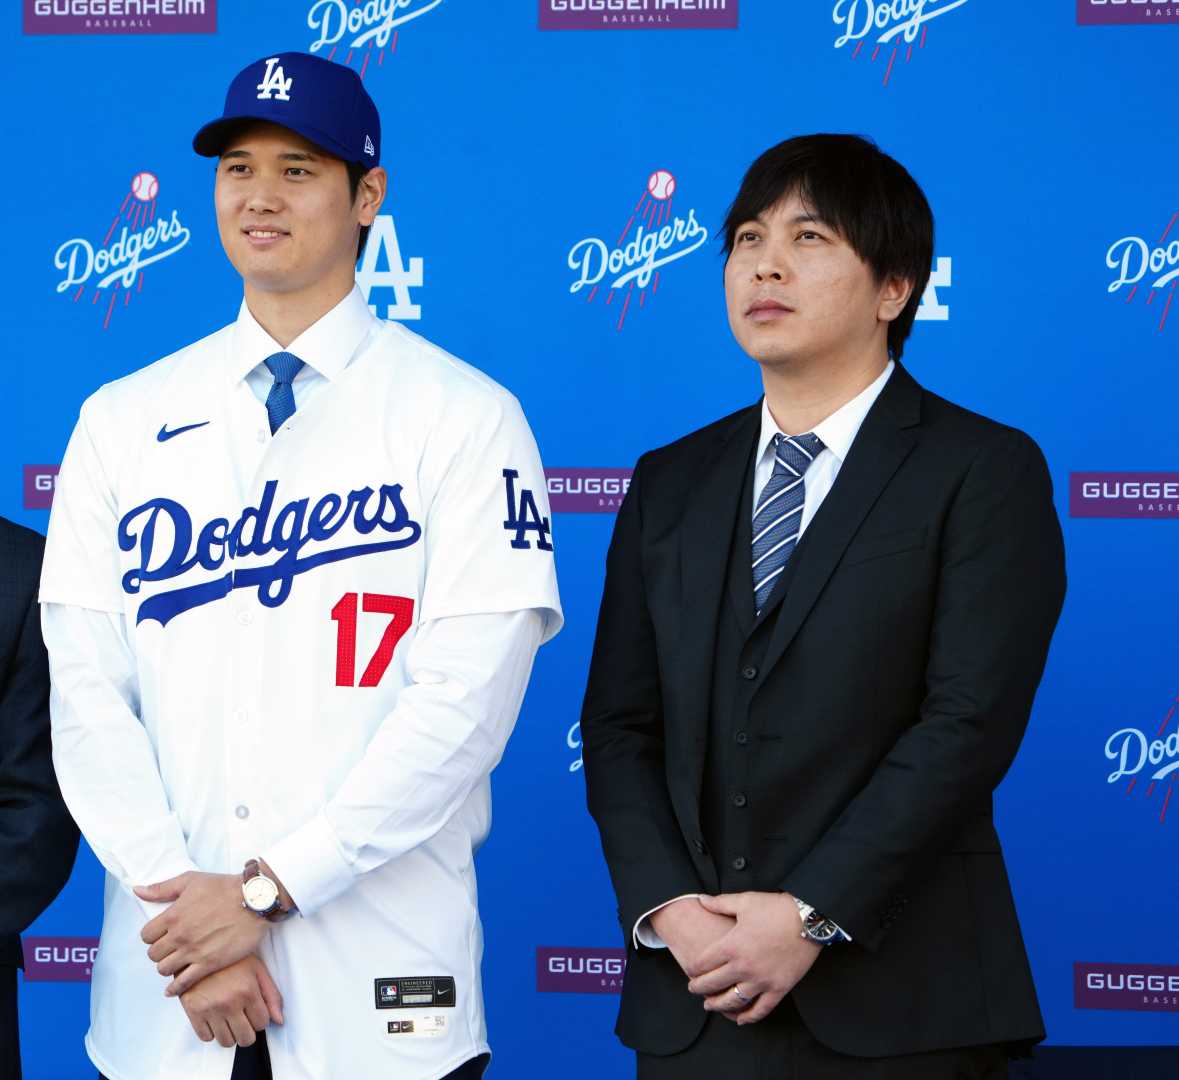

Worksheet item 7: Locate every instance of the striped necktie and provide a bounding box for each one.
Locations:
[263,351,305,435]
[751,432,825,613]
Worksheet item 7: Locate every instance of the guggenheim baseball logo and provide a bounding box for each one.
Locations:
[1106,212,1179,333]
[1075,963,1179,1012]
[568,170,708,331]
[24,0,215,34]
[1104,693,1179,825]
[23,466,60,511]
[54,172,191,331]
[22,937,99,981]
[306,0,445,76]
[539,0,737,30]
[834,0,969,86]
[1070,473,1179,519]
[1078,0,1179,25]
[537,947,626,993]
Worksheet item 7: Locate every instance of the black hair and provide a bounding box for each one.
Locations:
[346,160,372,261]
[722,134,933,360]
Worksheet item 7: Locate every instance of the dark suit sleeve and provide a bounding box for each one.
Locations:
[782,429,1065,951]
[581,458,705,935]
[0,549,79,938]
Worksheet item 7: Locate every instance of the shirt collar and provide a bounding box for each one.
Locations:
[757,359,896,467]
[228,284,378,387]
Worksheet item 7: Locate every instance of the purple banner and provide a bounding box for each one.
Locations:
[546,467,632,513]
[1077,0,1179,25]
[536,946,625,993]
[1075,962,1179,1011]
[23,465,59,510]
[539,0,737,31]
[22,937,99,982]
[23,0,216,35]
[1069,472,1179,519]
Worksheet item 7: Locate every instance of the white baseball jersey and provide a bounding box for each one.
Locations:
[40,286,562,1080]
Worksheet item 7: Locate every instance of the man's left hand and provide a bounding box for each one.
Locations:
[685,892,822,1025]
[135,871,271,997]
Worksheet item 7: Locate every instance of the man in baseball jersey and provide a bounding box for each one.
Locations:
[40,52,561,1080]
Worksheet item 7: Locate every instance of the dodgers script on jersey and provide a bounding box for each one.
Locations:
[40,289,561,1080]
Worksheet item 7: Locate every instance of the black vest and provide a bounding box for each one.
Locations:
[702,438,801,892]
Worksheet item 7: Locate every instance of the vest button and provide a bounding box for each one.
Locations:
[731,856,748,871]
[732,793,748,808]
[734,731,749,745]
[741,666,758,681]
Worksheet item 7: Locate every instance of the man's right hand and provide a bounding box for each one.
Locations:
[178,954,284,1048]
[649,896,737,978]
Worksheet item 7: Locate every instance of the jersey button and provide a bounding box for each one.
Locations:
[235,805,250,820]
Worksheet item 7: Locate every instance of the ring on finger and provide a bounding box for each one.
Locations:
[731,984,753,1004]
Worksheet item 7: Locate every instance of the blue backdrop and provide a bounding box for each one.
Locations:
[6,1,1178,1075]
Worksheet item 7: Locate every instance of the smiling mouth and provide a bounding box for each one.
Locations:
[243,228,288,240]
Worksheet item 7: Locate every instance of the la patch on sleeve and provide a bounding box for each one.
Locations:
[503,469,553,551]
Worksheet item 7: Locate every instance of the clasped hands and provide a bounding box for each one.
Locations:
[652,892,822,1026]
[134,870,286,1048]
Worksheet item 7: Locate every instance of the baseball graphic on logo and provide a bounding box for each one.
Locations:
[131,171,159,202]
[647,170,676,201]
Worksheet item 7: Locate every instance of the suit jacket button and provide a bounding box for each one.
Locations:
[731,856,748,871]
[741,666,758,681]
[734,731,749,745]
[732,793,748,808]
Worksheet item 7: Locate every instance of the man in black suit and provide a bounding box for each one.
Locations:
[0,517,79,1079]
[580,135,1066,1078]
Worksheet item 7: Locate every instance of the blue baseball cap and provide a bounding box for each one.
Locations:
[193,52,380,167]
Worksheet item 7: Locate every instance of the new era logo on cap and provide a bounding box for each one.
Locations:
[256,57,293,101]
[364,135,375,157]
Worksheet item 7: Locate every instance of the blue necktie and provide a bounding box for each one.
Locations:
[264,352,305,435]
[752,432,825,613]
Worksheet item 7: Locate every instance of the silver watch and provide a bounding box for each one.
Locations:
[793,896,846,946]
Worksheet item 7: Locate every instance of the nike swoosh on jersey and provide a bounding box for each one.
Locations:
[157,421,211,442]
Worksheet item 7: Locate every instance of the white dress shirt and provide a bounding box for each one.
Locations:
[41,286,562,1080]
[634,360,895,949]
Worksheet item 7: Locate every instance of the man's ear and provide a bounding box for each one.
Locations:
[356,166,388,226]
[878,273,915,323]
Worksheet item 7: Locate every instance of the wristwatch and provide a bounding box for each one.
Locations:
[793,896,848,946]
[241,859,291,922]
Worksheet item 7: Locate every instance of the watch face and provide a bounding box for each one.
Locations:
[243,876,279,911]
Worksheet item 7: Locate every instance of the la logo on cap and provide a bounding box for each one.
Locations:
[257,57,293,102]
[364,135,375,157]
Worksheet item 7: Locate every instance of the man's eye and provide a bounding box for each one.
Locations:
[798,231,822,241]
[226,164,249,175]
[287,168,309,177]
[738,231,760,243]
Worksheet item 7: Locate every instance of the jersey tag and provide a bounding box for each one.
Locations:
[374,976,456,1009]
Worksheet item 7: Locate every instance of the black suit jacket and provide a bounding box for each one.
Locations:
[0,518,78,1077]
[581,365,1065,1059]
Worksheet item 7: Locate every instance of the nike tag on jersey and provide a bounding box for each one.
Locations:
[157,421,210,442]
[375,976,456,1009]
[387,1016,447,1037]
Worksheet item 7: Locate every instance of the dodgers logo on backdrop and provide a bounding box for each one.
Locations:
[53,172,191,331]
[357,214,424,320]
[1103,692,1179,824]
[538,0,738,30]
[118,480,422,626]
[307,0,445,76]
[915,256,951,321]
[23,0,216,35]
[1106,212,1179,333]
[833,0,969,86]
[1077,0,1179,26]
[568,170,708,332]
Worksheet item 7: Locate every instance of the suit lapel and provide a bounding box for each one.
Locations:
[678,406,760,802]
[757,365,923,677]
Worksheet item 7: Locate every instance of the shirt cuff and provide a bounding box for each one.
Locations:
[633,894,702,949]
[261,811,355,917]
